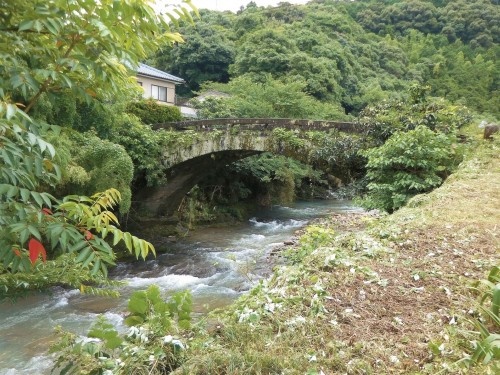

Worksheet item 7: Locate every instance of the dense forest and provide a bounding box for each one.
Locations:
[150,0,499,221]
[1,0,498,292]
[0,0,499,373]
[156,0,499,118]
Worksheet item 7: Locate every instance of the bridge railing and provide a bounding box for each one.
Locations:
[152,118,362,133]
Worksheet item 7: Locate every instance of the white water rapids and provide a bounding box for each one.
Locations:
[0,200,360,374]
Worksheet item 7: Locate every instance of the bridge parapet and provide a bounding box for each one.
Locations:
[153,118,360,133]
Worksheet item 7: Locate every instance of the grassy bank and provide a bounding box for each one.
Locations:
[176,127,499,374]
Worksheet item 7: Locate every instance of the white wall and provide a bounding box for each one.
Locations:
[136,75,177,105]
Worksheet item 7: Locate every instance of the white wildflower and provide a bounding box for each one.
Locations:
[264,303,276,313]
[390,355,400,364]
[238,307,255,323]
[163,335,173,344]
[75,336,102,344]
[130,346,140,354]
[172,339,185,350]
[313,282,324,292]
[127,326,140,337]
[324,254,336,266]
[394,317,403,325]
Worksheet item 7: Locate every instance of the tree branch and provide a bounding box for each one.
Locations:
[24,34,80,114]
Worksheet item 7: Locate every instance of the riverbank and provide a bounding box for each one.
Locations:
[176,131,499,373]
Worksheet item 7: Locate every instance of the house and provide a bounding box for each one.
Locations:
[136,63,185,105]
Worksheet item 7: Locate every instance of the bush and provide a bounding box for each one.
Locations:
[126,99,182,124]
[59,132,135,214]
[109,116,168,187]
[52,286,192,374]
[358,85,472,146]
[359,125,462,212]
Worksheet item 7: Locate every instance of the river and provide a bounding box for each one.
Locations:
[0,199,359,374]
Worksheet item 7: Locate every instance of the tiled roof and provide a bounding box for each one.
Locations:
[137,63,185,84]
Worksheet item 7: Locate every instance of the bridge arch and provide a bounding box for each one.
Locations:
[135,118,359,218]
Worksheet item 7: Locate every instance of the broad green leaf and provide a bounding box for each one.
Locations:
[75,247,92,263]
[18,19,34,31]
[127,291,148,315]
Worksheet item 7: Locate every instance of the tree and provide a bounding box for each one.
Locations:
[0,0,197,298]
[156,19,235,94]
[230,28,297,77]
[360,125,460,212]
[199,75,347,119]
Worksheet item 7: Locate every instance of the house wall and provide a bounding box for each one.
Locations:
[137,75,176,105]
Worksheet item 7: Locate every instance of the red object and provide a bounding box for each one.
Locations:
[42,208,53,215]
[28,238,47,265]
[84,230,94,240]
[13,249,21,257]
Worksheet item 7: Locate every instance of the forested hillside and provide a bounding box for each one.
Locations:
[156,0,499,118]
[2,1,499,374]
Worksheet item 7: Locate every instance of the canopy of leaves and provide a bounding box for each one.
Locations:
[156,0,499,117]
[0,0,196,297]
[193,76,348,120]
[126,99,182,125]
[155,11,236,95]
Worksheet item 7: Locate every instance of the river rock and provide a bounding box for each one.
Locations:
[484,123,499,139]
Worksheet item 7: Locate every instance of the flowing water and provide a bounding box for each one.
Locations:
[0,200,359,374]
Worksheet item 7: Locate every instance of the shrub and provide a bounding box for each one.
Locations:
[60,132,134,214]
[358,85,472,146]
[109,116,168,187]
[51,286,192,374]
[360,125,462,212]
[126,99,182,124]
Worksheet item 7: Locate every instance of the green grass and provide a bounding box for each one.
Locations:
[174,124,499,374]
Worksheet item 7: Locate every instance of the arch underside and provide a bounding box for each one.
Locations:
[134,150,263,218]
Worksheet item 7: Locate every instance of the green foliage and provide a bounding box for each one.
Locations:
[0,0,193,111]
[52,286,193,374]
[0,0,196,297]
[155,16,236,94]
[191,96,235,119]
[360,125,462,212]
[0,183,155,298]
[56,132,134,214]
[356,0,500,46]
[231,28,297,77]
[308,131,368,183]
[73,100,117,138]
[126,99,182,125]
[284,226,336,263]
[358,85,472,146]
[230,153,324,205]
[462,264,500,368]
[109,117,169,187]
[271,128,306,151]
[199,76,348,119]
[357,0,443,35]
[159,0,500,117]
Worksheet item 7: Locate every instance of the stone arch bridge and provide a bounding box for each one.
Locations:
[135,118,360,218]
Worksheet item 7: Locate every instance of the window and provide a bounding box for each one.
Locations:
[137,81,143,86]
[151,84,168,102]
